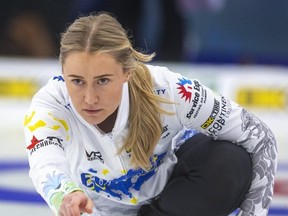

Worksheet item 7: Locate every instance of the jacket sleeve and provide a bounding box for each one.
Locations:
[23,92,83,215]
[169,71,278,216]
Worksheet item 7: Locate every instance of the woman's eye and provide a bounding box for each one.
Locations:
[72,79,84,86]
[98,78,109,85]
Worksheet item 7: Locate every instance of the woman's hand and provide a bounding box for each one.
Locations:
[59,191,94,216]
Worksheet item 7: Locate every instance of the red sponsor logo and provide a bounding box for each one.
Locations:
[177,77,193,102]
[27,135,43,150]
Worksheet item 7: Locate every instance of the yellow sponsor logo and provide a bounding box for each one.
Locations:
[0,79,38,98]
[236,87,286,109]
[201,98,220,129]
[201,117,215,129]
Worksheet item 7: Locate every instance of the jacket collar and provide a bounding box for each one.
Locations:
[113,82,130,135]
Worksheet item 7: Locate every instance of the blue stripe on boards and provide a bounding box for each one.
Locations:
[0,160,45,204]
[277,163,288,171]
[1,160,288,214]
[232,208,288,216]
[0,160,28,171]
[0,187,45,203]
[269,208,288,215]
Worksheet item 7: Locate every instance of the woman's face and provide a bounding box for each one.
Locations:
[63,52,130,125]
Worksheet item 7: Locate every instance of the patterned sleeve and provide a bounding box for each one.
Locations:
[169,71,278,216]
[234,109,277,216]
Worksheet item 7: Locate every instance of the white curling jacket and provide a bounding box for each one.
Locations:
[23,65,277,216]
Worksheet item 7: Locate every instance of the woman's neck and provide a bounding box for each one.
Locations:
[96,108,118,133]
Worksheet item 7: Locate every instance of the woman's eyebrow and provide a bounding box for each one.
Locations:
[67,74,114,79]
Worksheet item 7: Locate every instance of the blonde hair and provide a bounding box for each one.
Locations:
[60,12,172,170]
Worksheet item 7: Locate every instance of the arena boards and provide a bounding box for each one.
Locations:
[0,58,287,215]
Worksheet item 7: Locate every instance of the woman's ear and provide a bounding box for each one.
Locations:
[124,70,132,82]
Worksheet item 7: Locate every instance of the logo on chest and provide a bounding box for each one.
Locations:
[85,150,104,164]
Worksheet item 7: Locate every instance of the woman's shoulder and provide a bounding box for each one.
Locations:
[31,75,70,110]
[146,64,175,84]
[146,64,184,88]
[146,64,171,74]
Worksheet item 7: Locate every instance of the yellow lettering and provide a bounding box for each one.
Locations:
[0,79,38,98]
[237,88,285,109]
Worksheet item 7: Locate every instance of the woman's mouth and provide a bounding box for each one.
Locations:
[83,109,102,114]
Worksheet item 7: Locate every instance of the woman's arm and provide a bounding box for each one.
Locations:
[169,71,277,215]
[195,90,277,216]
[24,100,83,215]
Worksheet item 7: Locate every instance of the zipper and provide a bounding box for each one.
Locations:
[110,130,128,178]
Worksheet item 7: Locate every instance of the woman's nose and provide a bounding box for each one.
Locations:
[84,87,98,104]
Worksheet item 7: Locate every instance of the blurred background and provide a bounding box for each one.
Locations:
[0,0,288,215]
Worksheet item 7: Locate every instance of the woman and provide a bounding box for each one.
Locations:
[24,12,277,216]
